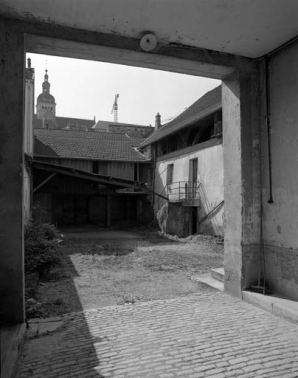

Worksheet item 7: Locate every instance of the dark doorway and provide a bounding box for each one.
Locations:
[191,207,198,235]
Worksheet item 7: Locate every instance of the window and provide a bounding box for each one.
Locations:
[166,164,174,185]
[189,158,198,183]
[188,158,198,198]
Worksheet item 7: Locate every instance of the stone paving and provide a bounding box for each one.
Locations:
[17,292,298,378]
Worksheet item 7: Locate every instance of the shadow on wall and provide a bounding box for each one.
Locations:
[197,183,224,236]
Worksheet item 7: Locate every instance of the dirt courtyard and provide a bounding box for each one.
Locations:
[27,224,224,318]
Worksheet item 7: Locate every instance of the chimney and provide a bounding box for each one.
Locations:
[27,58,31,68]
[155,113,161,130]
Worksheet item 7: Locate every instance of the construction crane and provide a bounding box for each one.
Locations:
[111,94,119,122]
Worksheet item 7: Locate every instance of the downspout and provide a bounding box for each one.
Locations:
[255,55,272,294]
[256,35,298,294]
[265,55,274,204]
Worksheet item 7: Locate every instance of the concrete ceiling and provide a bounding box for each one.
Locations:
[1,0,298,58]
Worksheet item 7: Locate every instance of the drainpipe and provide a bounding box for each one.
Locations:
[265,55,274,204]
[256,55,272,295]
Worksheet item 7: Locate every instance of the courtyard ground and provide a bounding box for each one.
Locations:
[18,225,298,378]
[18,292,298,378]
[26,224,224,318]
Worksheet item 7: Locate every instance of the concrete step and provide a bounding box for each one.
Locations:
[211,267,224,282]
[242,290,298,325]
[191,273,224,292]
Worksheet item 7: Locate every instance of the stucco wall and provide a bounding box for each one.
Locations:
[154,142,224,236]
[261,40,298,299]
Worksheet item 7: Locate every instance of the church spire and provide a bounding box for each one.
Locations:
[42,69,50,93]
[36,67,56,122]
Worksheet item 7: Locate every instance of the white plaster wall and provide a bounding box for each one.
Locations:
[155,143,224,236]
[263,41,298,249]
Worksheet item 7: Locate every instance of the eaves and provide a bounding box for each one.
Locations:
[142,101,222,147]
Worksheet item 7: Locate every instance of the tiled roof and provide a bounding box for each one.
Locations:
[33,115,95,130]
[142,85,222,146]
[93,120,150,130]
[56,116,95,130]
[34,129,148,162]
[93,120,154,138]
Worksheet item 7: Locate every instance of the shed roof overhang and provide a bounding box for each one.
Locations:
[32,159,169,200]
[32,160,146,190]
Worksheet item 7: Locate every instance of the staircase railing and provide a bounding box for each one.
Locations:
[165,181,201,202]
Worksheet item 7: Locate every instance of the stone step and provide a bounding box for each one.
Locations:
[191,273,224,292]
[242,290,298,325]
[211,267,225,282]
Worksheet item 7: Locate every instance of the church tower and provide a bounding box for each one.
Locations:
[36,69,56,124]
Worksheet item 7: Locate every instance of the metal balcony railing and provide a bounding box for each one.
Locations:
[165,181,201,203]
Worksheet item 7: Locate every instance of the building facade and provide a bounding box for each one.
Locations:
[142,87,224,238]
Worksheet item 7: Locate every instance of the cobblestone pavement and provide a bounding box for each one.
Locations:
[17,292,298,378]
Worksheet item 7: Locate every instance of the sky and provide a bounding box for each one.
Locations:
[27,53,221,126]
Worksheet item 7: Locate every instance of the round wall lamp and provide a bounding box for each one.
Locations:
[140,33,158,52]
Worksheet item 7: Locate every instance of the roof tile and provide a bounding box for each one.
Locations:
[34,129,148,162]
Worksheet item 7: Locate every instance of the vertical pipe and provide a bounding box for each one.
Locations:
[265,56,274,204]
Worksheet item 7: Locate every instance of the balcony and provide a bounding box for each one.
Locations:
[166,181,201,207]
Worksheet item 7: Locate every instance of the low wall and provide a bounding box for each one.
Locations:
[264,245,298,301]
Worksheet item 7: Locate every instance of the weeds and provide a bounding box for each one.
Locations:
[25,221,63,279]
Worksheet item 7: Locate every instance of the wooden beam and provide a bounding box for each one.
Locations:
[192,129,204,145]
[33,172,57,193]
[25,34,235,79]
[0,15,255,81]
[106,191,111,228]
[0,15,256,78]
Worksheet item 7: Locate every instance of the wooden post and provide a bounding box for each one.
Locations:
[106,191,111,228]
